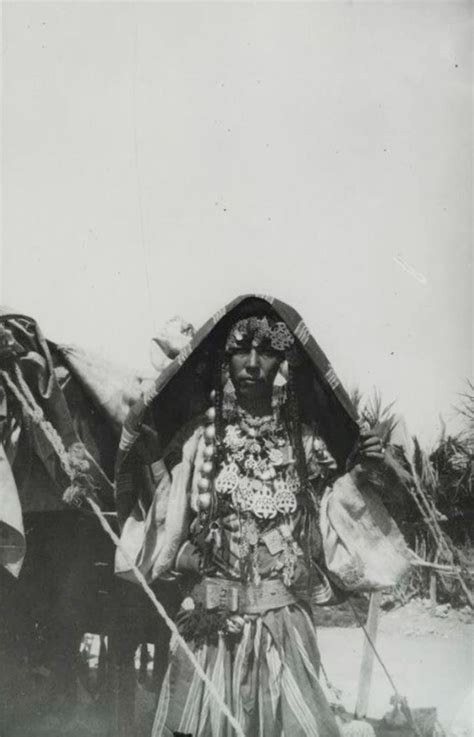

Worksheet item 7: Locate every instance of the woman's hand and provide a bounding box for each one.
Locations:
[358,429,385,461]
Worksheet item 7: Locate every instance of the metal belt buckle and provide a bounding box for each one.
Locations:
[204,580,221,609]
[204,580,239,612]
[243,584,259,611]
[227,585,239,613]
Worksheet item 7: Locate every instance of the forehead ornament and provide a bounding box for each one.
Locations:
[225,317,294,354]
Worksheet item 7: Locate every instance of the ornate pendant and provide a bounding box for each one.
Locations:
[232,477,254,512]
[285,466,301,495]
[268,447,284,466]
[273,479,297,515]
[215,464,239,495]
[251,484,277,519]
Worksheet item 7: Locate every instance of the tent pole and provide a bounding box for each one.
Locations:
[355,591,382,719]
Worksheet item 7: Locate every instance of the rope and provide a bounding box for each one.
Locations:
[2,369,73,471]
[319,660,346,709]
[348,599,399,696]
[13,364,114,492]
[0,366,245,737]
[86,496,244,736]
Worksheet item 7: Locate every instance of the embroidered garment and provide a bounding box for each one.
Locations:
[115,421,337,598]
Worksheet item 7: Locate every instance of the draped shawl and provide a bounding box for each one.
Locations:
[115,294,360,523]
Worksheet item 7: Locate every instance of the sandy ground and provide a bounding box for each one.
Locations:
[317,601,473,734]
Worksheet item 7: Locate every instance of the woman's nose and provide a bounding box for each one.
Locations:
[247,348,259,370]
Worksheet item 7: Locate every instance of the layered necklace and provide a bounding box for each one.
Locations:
[211,406,301,585]
[214,406,300,520]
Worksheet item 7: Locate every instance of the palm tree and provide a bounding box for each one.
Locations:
[349,387,473,606]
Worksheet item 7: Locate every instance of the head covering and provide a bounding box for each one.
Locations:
[115,295,360,521]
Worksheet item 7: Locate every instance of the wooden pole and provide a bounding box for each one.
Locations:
[429,572,437,616]
[355,591,383,719]
[430,545,439,616]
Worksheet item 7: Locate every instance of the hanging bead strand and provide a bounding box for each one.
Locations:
[197,398,217,515]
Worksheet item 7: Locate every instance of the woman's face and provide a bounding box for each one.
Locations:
[228,346,282,400]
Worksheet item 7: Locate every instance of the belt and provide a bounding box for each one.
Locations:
[191,577,297,615]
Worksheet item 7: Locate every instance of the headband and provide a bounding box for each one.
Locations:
[225,317,294,354]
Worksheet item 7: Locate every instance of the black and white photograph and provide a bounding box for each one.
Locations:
[1,2,472,737]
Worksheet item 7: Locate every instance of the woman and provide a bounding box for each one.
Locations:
[115,295,406,737]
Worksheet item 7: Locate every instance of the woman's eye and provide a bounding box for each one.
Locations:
[234,344,252,355]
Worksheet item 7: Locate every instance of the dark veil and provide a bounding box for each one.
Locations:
[116,295,360,524]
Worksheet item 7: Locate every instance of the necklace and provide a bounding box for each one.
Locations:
[235,406,281,438]
[214,417,299,520]
[238,410,272,427]
[213,417,301,586]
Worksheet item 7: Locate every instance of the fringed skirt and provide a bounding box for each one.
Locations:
[152,604,340,737]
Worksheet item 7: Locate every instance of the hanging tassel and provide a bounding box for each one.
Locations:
[63,483,88,507]
[205,522,222,548]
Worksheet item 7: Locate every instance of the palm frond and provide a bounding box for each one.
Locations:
[357,388,400,445]
[455,380,474,450]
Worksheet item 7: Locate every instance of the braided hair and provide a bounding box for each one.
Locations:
[285,353,322,576]
[212,344,227,467]
[285,356,310,490]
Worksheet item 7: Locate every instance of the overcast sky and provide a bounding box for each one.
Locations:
[2,1,472,444]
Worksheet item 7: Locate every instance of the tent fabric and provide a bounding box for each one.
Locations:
[0,441,25,577]
[57,345,154,431]
[0,309,149,575]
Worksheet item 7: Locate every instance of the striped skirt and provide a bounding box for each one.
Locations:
[152,604,341,737]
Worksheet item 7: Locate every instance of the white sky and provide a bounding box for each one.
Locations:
[1,1,472,445]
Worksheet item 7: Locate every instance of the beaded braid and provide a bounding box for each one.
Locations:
[212,345,227,467]
[286,356,321,575]
[194,345,227,527]
[192,346,226,563]
[286,357,310,491]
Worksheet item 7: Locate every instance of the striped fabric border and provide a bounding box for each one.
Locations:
[118,426,140,452]
[177,342,193,367]
[294,319,310,345]
[281,663,320,736]
[255,294,275,304]
[212,307,227,324]
[310,578,334,605]
[152,605,340,737]
[143,380,160,406]
[325,366,340,390]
